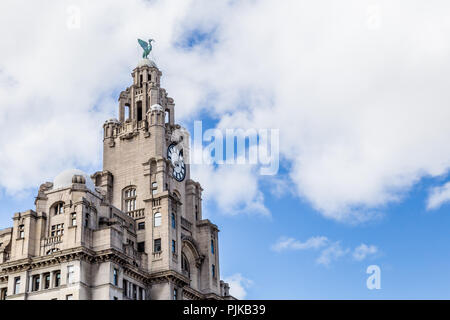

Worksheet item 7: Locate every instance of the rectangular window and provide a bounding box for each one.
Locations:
[211,239,215,254]
[0,288,7,300]
[113,268,119,286]
[84,213,89,228]
[154,238,161,252]
[138,222,145,230]
[54,271,61,287]
[171,213,176,229]
[51,223,64,237]
[32,275,40,292]
[123,279,128,297]
[152,182,157,196]
[172,240,176,253]
[212,264,216,278]
[18,224,25,239]
[137,242,145,253]
[14,277,20,294]
[71,213,77,226]
[44,273,51,289]
[173,288,178,300]
[67,265,74,284]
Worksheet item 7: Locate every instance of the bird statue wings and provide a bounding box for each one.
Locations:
[138,38,154,59]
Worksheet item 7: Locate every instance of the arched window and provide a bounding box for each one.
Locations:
[123,187,136,212]
[154,212,161,227]
[171,213,176,229]
[52,202,64,215]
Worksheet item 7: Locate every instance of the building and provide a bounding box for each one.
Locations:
[0,54,234,300]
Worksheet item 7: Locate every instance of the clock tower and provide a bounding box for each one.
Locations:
[94,56,226,299]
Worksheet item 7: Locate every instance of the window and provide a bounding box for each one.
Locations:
[212,264,216,278]
[51,223,64,237]
[152,182,157,196]
[182,253,190,278]
[67,265,75,284]
[66,294,73,300]
[154,238,161,252]
[172,240,176,253]
[53,202,64,215]
[125,104,131,120]
[18,224,25,239]
[84,213,89,228]
[154,212,161,227]
[195,205,198,221]
[44,273,51,289]
[32,275,40,292]
[138,222,145,230]
[71,213,77,226]
[0,288,7,300]
[123,279,128,297]
[47,248,59,255]
[54,271,61,287]
[137,242,145,253]
[124,188,137,212]
[173,288,178,300]
[171,213,176,229]
[113,268,119,286]
[211,239,215,255]
[137,101,143,122]
[14,277,20,294]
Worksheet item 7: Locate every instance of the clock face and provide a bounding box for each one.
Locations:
[167,143,186,182]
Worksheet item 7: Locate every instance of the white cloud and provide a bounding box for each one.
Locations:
[223,273,253,300]
[426,182,450,210]
[191,164,269,216]
[272,236,378,266]
[316,242,350,266]
[1,1,450,223]
[352,243,378,261]
[271,236,329,252]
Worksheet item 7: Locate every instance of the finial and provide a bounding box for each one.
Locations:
[138,38,155,59]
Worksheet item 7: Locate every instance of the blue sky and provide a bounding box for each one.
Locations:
[1,0,450,299]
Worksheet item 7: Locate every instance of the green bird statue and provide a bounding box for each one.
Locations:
[138,38,155,59]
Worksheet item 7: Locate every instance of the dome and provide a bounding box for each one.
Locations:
[53,169,96,192]
[137,58,157,68]
[150,104,164,112]
[105,118,119,125]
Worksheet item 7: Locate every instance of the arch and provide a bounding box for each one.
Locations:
[51,202,65,216]
[181,235,204,266]
[181,237,205,290]
[172,189,181,202]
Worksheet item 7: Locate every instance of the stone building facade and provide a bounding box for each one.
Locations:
[0,57,234,300]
